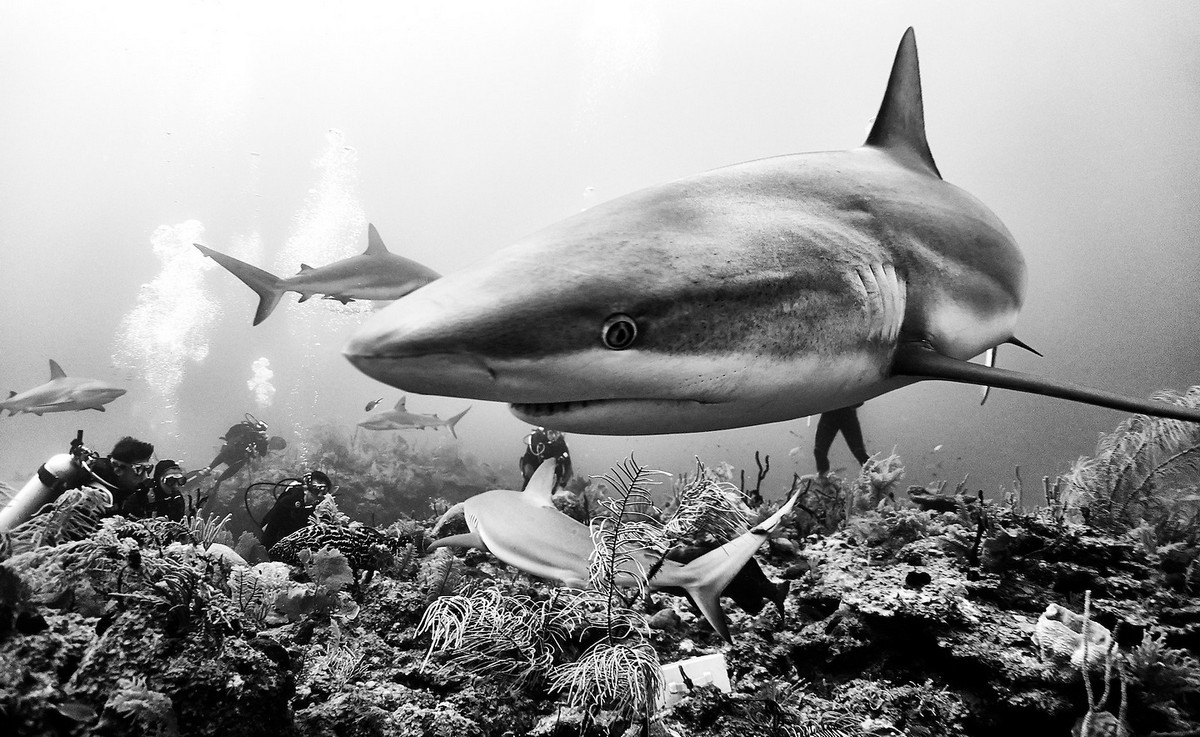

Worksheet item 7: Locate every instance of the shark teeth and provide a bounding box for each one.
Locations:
[511,400,594,416]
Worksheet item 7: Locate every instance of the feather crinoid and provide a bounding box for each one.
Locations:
[660,458,750,548]
[588,456,668,603]
[1064,385,1200,537]
[417,584,561,685]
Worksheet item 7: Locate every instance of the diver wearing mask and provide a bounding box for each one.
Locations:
[260,470,332,549]
[519,427,572,490]
[196,414,287,491]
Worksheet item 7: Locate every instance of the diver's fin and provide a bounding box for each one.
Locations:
[523,458,558,506]
[865,27,940,179]
[894,343,1200,422]
[676,489,799,642]
[427,531,486,552]
[365,224,390,255]
[444,406,470,439]
[194,243,285,326]
[48,360,66,380]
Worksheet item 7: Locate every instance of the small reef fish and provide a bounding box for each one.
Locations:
[343,28,1200,434]
[364,397,384,412]
[196,223,440,325]
[0,360,126,416]
[355,396,470,438]
[429,460,798,642]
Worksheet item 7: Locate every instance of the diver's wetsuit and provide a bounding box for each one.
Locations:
[520,433,572,489]
[261,485,315,550]
[207,422,269,488]
[813,404,871,475]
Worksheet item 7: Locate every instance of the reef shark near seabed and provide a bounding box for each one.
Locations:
[1,360,126,416]
[344,28,1200,434]
[430,460,798,642]
[355,397,470,438]
[196,223,441,325]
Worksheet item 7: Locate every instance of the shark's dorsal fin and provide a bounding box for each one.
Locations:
[865,27,941,179]
[8,391,16,398]
[365,224,390,256]
[394,396,406,411]
[299,264,314,272]
[524,459,559,507]
[48,360,66,380]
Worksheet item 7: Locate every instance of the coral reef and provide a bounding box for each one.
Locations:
[4,403,1200,736]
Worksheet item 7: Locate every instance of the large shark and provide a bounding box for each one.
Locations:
[430,460,798,642]
[1,360,126,416]
[355,396,470,438]
[343,29,1200,434]
[196,223,441,325]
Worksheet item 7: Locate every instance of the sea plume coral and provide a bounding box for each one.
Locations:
[1063,386,1200,539]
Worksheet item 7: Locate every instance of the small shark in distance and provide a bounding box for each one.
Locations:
[429,460,799,642]
[343,28,1200,433]
[196,223,441,325]
[364,397,384,412]
[1,360,126,416]
[355,397,470,438]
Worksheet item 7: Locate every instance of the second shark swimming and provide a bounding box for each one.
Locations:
[196,223,440,326]
[343,28,1200,433]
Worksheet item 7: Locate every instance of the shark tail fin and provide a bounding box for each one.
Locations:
[365,224,390,255]
[194,243,285,326]
[676,490,800,642]
[894,344,1200,423]
[48,360,67,380]
[865,27,941,179]
[445,406,471,439]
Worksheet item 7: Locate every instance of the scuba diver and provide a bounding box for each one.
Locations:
[120,460,189,522]
[0,433,155,531]
[259,470,332,550]
[813,403,872,477]
[196,413,287,492]
[519,427,572,490]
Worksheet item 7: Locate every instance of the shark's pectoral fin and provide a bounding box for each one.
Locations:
[979,347,996,406]
[893,343,1200,422]
[92,406,106,412]
[427,531,487,552]
[298,294,313,303]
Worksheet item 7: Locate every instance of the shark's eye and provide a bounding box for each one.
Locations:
[601,313,638,350]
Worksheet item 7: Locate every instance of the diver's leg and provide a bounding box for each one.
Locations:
[813,413,839,476]
[839,408,871,466]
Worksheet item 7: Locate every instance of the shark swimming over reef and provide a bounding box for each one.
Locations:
[343,28,1200,434]
[1,360,126,416]
[355,397,470,438]
[196,223,441,326]
[430,460,797,642]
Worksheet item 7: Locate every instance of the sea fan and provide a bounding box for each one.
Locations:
[1064,386,1200,536]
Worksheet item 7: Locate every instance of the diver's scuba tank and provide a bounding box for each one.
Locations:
[0,430,97,532]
